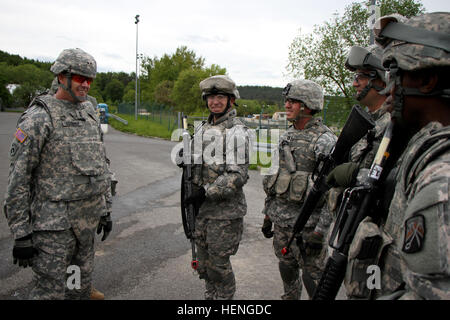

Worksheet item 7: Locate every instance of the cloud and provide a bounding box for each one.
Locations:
[1,0,449,86]
[178,35,228,44]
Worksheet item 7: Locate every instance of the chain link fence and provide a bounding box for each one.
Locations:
[117,102,180,133]
[116,95,357,136]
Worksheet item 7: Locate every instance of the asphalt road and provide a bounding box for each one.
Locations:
[0,111,345,300]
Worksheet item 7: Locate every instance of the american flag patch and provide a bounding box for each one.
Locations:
[15,128,27,143]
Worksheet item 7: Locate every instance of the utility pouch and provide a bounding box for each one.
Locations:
[288,171,309,202]
[274,168,291,196]
[263,171,279,196]
[345,216,392,299]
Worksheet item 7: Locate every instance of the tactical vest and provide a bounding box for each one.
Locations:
[344,124,450,299]
[192,110,243,187]
[32,95,110,201]
[350,108,391,169]
[264,118,331,202]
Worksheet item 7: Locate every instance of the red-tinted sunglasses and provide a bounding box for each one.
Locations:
[71,74,93,85]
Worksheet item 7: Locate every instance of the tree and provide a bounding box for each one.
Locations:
[140,46,205,101]
[104,79,124,103]
[171,64,226,114]
[286,0,425,98]
[0,63,53,107]
[154,80,174,106]
[0,72,12,109]
[90,71,133,103]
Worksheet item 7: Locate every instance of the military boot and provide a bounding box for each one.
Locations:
[90,287,105,300]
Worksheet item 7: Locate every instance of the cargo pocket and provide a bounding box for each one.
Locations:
[288,171,309,202]
[344,216,392,299]
[70,141,105,176]
[263,171,279,196]
[274,168,291,196]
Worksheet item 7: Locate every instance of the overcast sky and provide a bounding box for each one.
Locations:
[1,0,449,87]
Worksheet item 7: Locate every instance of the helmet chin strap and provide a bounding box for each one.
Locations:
[58,74,85,103]
[355,79,385,101]
[390,70,450,130]
[207,97,232,118]
[289,105,312,123]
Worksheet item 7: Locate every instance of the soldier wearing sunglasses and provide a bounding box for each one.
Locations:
[3,48,113,299]
[326,45,392,227]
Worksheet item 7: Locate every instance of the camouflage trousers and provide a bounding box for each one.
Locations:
[194,216,243,300]
[273,224,326,300]
[28,196,104,300]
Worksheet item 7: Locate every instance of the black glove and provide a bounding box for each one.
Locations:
[302,231,323,256]
[185,187,206,208]
[326,162,359,188]
[13,234,38,268]
[97,213,112,241]
[261,217,274,238]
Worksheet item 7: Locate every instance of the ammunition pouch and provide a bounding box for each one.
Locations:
[289,171,310,202]
[263,171,279,196]
[344,216,392,299]
[274,168,291,196]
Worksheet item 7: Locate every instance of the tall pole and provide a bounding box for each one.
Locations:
[135,14,140,120]
[368,0,378,45]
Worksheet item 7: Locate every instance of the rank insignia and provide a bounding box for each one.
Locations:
[15,128,28,143]
[403,215,425,254]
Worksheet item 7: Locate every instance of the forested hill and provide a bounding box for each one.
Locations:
[0,50,52,71]
[237,85,283,104]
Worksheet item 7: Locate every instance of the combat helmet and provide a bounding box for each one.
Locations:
[50,48,97,78]
[373,12,450,122]
[374,12,450,72]
[346,45,386,82]
[282,79,324,111]
[199,75,240,100]
[49,77,59,95]
[199,75,240,117]
[50,48,97,103]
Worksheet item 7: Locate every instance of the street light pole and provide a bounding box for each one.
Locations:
[369,0,377,45]
[135,14,140,120]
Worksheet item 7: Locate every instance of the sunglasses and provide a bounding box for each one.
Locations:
[71,74,93,85]
[353,72,376,83]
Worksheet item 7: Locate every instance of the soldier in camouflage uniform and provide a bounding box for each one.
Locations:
[261,80,337,299]
[3,48,113,300]
[338,12,450,300]
[50,77,108,301]
[185,75,250,300]
[327,45,391,217]
[373,12,450,299]
[50,77,98,111]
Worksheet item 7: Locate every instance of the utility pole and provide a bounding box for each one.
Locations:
[135,14,140,120]
[368,0,379,45]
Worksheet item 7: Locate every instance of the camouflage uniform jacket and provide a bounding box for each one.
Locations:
[328,103,391,215]
[379,122,450,299]
[262,118,337,232]
[350,102,391,169]
[191,109,249,220]
[4,94,111,239]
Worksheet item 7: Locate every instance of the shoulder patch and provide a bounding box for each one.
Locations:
[15,128,28,143]
[402,215,425,254]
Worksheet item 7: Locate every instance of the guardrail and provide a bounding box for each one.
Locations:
[254,142,277,153]
[108,113,128,125]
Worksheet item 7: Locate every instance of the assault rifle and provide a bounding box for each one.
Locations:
[282,105,375,256]
[312,121,394,300]
[180,116,199,270]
